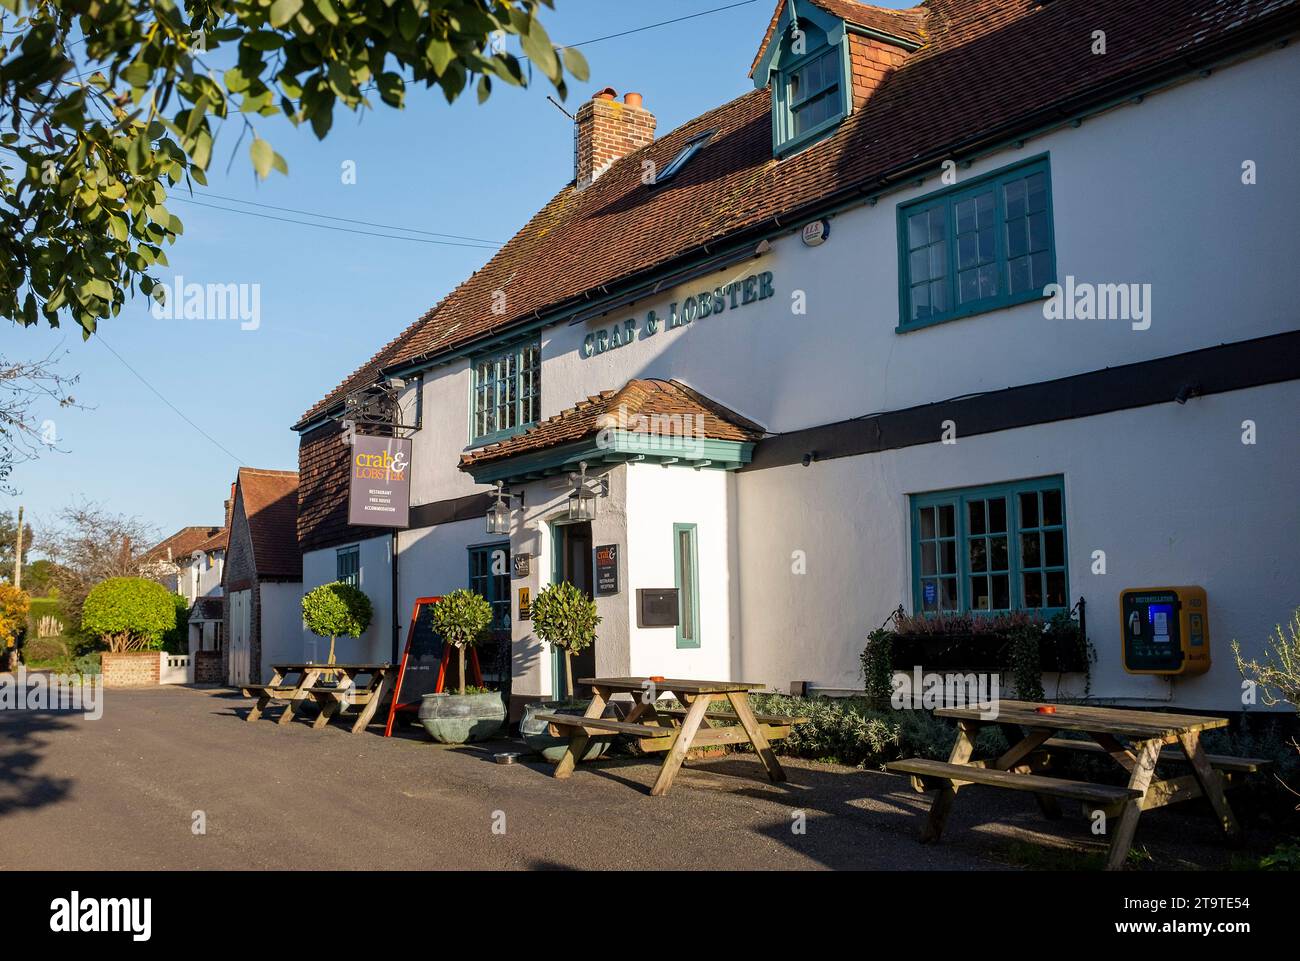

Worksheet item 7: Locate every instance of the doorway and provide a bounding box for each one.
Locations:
[228,589,251,686]
[550,520,594,698]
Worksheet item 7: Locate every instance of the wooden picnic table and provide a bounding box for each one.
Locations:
[241,663,394,734]
[537,677,807,796]
[886,700,1267,870]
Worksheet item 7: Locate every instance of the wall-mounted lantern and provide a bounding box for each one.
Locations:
[566,462,607,523]
[486,481,523,535]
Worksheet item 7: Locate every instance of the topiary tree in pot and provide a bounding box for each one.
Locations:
[428,588,493,695]
[301,581,373,667]
[519,581,605,762]
[419,589,504,744]
[531,581,600,699]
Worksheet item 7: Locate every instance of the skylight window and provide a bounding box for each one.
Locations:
[653,128,717,186]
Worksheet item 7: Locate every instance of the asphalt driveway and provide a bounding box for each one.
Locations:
[0,684,1256,870]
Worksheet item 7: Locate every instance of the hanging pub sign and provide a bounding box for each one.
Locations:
[347,435,412,527]
[595,544,619,595]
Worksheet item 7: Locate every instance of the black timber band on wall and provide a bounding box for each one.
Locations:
[743,331,1300,472]
[409,491,497,529]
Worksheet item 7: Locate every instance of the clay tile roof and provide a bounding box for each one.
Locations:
[141,526,221,565]
[296,0,1298,432]
[193,527,228,553]
[188,597,225,622]
[460,379,765,469]
[238,467,302,581]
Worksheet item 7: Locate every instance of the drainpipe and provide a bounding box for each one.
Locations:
[391,531,401,664]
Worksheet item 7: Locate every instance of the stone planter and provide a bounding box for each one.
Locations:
[519,699,616,763]
[418,691,505,744]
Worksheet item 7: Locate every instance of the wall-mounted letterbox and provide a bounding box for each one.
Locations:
[637,589,679,628]
[1120,586,1210,675]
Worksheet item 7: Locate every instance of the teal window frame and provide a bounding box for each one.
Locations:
[336,545,360,588]
[910,476,1069,616]
[467,541,511,634]
[770,28,852,157]
[673,523,700,649]
[896,155,1057,332]
[469,337,540,444]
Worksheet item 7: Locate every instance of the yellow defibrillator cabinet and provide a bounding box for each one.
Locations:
[1120,586,1210,675]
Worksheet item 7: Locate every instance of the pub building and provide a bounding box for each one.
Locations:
[292,0,1300,718]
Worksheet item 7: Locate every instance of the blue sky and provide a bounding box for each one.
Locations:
[2,0,903,544]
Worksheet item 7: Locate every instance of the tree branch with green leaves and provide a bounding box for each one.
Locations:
[0,0,587,335]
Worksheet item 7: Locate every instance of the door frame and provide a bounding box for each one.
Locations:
[547,517,593,699]
[228,588,251,686]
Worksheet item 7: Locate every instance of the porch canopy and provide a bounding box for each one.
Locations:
[459,378,766,485]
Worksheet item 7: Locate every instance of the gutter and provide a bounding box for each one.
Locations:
[292,12,1298,436]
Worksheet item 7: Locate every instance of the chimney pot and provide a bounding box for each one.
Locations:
[574,87,655,190]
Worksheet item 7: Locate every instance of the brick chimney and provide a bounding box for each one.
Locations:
[574,88,655,190]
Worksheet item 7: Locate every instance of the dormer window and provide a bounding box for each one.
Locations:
[751,0,921,159]
[787,47,842,138]
[757,10,851,157]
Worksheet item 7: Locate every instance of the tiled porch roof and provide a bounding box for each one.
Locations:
[460,379,765,471]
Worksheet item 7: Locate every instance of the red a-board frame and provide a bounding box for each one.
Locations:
[383,595,485,737]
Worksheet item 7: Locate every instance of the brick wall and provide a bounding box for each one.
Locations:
[575,93,656,190]
[847,34,909,107]
[193,650,223,684]
[102,652,161,688]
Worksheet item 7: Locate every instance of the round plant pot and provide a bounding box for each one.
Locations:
[518,699,615,763]
[418,691,506,744]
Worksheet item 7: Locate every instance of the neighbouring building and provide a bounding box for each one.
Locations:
[140,525,222,599]
[292,0,1300,717]
[222,468,303,685]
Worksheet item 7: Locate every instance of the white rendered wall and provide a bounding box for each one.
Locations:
[540,45,1298,437]
[335,46,1298,535]
[623,463,737,682]
[259,581,305,683]
[300,534,393,665]
[734,380,1300,711]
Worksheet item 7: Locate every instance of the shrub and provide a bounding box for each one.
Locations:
[81,577,174,652]
[21,636,68,664]
[27,596,62,636]
[428,589,493,695]
[532,581,599,699]
[74,652,102,676]
[896,707,1007,759]
[1233,609,1300,710]
[861,627,894,703]
[698,694,1009,769]
[161,593,189,654]
[301,582,373,666]
[1006,623,1045,701]
[0,583,31,653]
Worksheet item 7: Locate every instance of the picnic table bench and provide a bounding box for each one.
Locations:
[537,677,807,796]
[242,663,394,734]
[886,700,1270,870]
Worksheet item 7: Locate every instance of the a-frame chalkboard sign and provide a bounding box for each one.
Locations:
[383,596,486,736]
